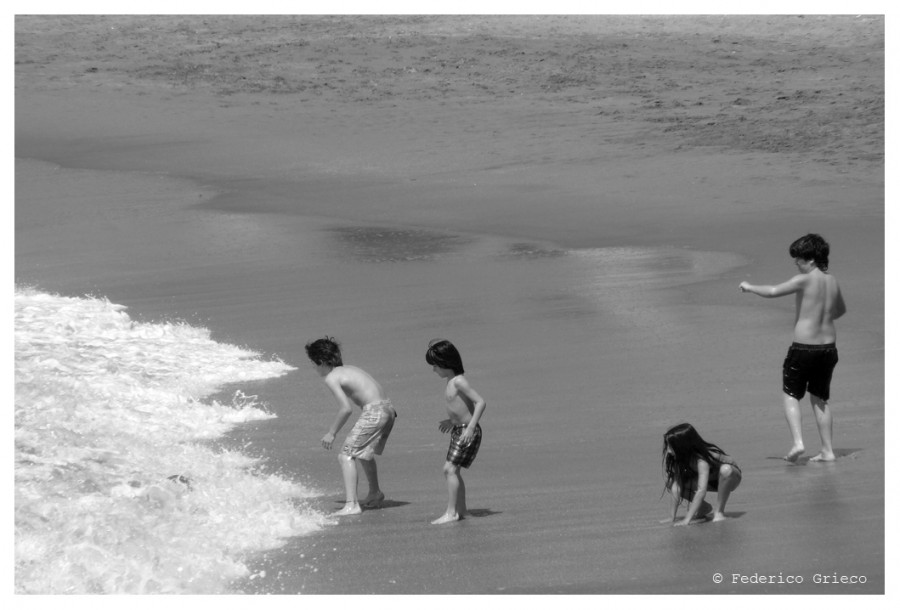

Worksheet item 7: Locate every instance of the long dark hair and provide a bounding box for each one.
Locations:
[662,423,728,496]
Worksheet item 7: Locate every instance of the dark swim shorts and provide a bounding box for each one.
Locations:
[446,423,482,469]
[782,342,839,401]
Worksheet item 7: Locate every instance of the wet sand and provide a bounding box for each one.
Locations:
[14,15,884,594]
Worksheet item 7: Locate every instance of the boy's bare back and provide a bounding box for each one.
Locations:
[791,268,845,344]
[324,364,386,408]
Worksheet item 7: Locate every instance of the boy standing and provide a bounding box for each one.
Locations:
[740,234,847,462]
[305,337,397,515]
[425,339,487,524]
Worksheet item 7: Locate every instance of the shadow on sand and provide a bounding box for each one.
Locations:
[363,499,410,511]
[465,508,502,518]
[327,499,411,512]
[766,447,862,465]
[658,511,746,526]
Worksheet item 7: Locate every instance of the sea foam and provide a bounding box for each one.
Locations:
[14,289,329,593]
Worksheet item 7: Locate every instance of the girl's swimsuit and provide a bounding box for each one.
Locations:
[669,452,740,497]
[705,453,741,492]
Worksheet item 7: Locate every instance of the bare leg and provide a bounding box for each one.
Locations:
[333,453,362,515]
[432,461,462,525]
[782,393,805,462]
[712,465,742,522]
[456,471,468,518]
[808,394,836,462]
[358,458,385,507]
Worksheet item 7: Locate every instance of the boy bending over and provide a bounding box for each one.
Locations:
[306,337,397,515]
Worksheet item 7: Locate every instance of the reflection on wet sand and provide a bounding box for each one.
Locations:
[327,226,472,262]
[502,242,568,260]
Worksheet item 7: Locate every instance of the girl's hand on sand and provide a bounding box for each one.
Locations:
[321,432,335,450]
[739,281,750,292]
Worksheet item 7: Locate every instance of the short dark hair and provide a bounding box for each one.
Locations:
[425,339,464,375]
[789,233,830,271]
[305,336,343,367]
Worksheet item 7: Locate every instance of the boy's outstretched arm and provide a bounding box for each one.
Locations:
[740,275,805,298]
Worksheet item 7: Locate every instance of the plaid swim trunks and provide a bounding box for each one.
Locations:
[341,399,397,460]
[446,423,482,469]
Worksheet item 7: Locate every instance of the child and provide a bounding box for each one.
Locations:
[305,337,397,516]
[425,339,486,525]
[740,233,847,462]
[663,423,742,526]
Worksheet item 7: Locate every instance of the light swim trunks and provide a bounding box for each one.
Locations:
[446,423,482,469]
[341,399,397,460]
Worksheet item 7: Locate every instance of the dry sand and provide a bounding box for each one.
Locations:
[14,15,884,594]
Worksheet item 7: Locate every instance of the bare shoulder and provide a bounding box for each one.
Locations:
[791,272,813,287]
[452,374,485,404]
[334,365,372,386]
[341,365,385,399]
[325,365,350,382]
[341,364,368,378]
[323,365,357,387]
[450,374,471,391]
[811,269,841,292]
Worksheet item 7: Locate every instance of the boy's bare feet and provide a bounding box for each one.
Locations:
[431,512,460,525]
[333,503,362,516]
[783,445,805,462]
[361,491,385,508]
[712,512,728,523]
[809,451,836,462]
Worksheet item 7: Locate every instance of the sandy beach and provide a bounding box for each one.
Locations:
[14,15,884,594]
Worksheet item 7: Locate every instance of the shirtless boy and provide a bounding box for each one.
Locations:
[740,234,847,462]
[425,339,487,525]
[305,337,397,515]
